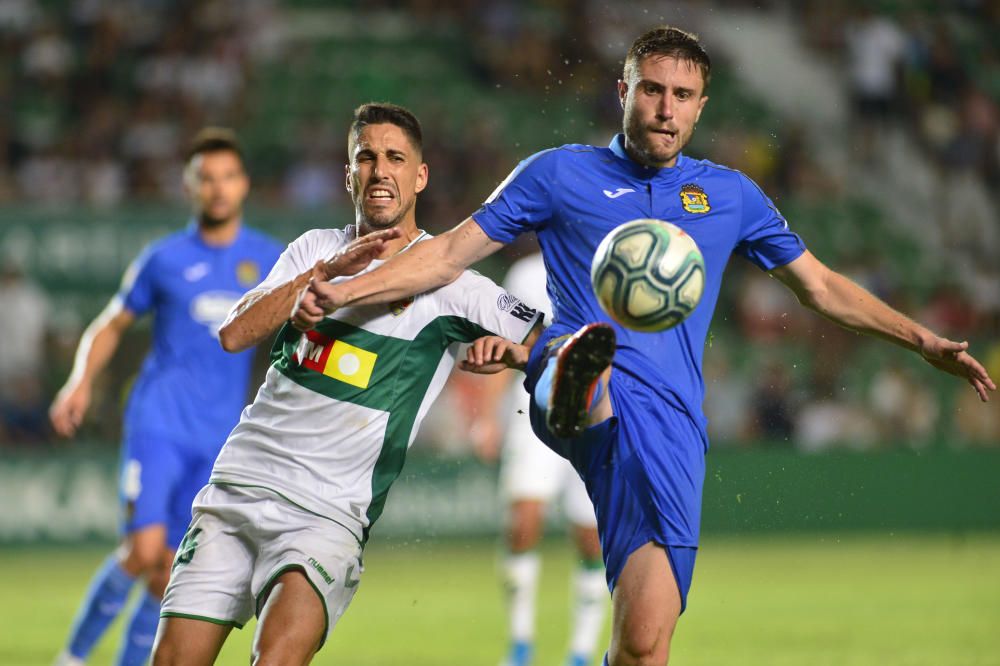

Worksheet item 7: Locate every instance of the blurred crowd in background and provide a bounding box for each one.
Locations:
[1,0,997,450]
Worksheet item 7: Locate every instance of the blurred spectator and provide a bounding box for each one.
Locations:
[844,7,906,163]
[703,347,752,445]
[794,368,879,453]
[750,360,796,444]
[0,257,50,444]
[868,362,938,446]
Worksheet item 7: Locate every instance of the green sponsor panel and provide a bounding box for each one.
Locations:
[702,448,1000,533]
[1,447,998,545]
[0,205,341,318]
[0,450,119,543]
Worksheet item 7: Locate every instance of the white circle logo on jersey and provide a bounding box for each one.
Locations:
[190,291,243,339]
[338,353,361,377]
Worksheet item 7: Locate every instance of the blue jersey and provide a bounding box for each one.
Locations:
[118,223,283,453]
[473,134,806,443]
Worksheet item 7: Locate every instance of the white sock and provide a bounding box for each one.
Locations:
[54,651,86,666]
[503,551,541,643]
[569,566,608,658]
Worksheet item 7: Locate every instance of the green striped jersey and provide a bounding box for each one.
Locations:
[210,226,541,542]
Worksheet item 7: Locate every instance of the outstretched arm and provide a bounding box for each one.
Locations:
[50,299,135,437]
[219,228,399,353]
[310,218,505,312]
[770,250,996,401]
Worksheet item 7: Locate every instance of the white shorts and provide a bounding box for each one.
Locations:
[161,484,363,644]
[499,407,597,527]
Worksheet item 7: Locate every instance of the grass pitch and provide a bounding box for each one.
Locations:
[2,534,998,665]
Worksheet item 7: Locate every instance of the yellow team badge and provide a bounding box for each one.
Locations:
[680,184,711,214]
[236,260,261,287]
[298,331,378,389]
[389,297,414,316]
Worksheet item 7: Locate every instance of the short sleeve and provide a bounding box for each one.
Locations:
[471,149,558,244]
[502,254,552,319]
[445,271,543,344]
[117,246,157,317]
[733,173,806,271]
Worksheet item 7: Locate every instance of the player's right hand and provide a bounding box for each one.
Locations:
[49,384,91,438]
[459,336,529,374]
[322,227,400,279]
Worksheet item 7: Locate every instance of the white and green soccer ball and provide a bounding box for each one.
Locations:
[590,218,706,332]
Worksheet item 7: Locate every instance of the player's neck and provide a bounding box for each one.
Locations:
[197,216,242,246]
[359,219,422,258]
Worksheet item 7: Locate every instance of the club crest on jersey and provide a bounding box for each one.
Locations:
[680,184,711,214]
[292,329,377,389]
[236,260,261,287]
[388,297,414,316]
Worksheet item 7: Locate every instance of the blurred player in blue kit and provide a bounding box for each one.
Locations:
[49,128,283,666]
[303,26,995,666]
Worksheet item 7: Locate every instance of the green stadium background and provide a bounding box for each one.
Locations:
[0,1,998,665]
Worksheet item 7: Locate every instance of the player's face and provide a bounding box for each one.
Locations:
[619,55,708,168]
[346,123,428,231]
[185,150,249,226]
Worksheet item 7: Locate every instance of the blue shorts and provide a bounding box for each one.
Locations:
[527,365,704,612]
[119,430,216,549]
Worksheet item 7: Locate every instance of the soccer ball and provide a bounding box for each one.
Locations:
[590,219,705,332]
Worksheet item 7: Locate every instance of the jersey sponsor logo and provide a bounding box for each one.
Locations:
[680,183,711,213]
[294,330,378,389]
[388,297,414,316]
[509,301,538,323]
[603,187,635,199]
[236,260,261,287]
[190,291,243,339]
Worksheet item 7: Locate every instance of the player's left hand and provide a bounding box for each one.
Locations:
[290,263,329,331]
[919,337,996,402]
[459,336,529,374]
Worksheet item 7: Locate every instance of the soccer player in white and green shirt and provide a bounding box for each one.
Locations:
[152,103,542,666]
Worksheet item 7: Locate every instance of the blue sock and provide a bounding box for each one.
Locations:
[66,555,136,658]
[532,354,559,412]
[116,591,161,666]
[603,653,610,666]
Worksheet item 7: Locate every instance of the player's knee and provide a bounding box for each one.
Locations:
[609,625,671,666]
[121,543,166,576]
[252,639,317,666]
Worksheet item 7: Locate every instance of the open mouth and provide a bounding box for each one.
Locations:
[651,128,677,140]
[366,187,395,203]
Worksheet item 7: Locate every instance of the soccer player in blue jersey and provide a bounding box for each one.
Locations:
[49,128,283,666]
[303,27,996,666]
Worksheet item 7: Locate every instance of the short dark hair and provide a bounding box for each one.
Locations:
[348,102,423,155]
[185,127,244,165]
[624,26,711,90]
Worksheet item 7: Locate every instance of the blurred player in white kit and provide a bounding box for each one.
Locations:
[472,251,608,666]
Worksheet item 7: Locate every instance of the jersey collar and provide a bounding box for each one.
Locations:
[608,134,687,178]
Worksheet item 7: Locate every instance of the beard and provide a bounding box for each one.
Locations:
[623,110,686,167]
[356,195,414,231]
[197,207,236,228]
